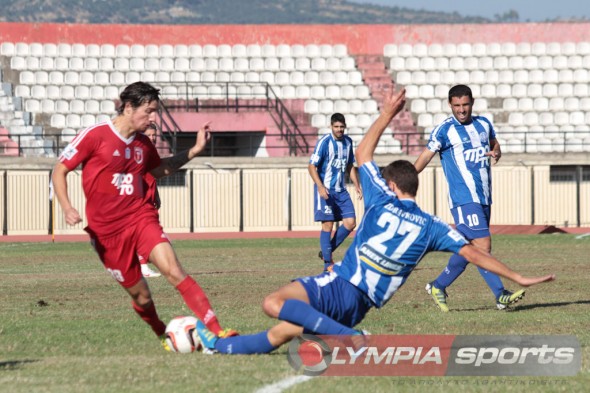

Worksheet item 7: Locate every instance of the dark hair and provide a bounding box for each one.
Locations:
[381,160,419,197]
[117,82,161,115]
[448,84,473,103]
[331,113,346,125]
[146,123,157,130]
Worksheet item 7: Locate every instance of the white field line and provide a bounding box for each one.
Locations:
[254,375,313,393]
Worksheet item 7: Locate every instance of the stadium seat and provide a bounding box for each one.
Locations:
[229,58,247,72]
[503,98,518,111]
[333,44,347,57]
[354,85,370,99]
[543,84,558,98]
[426,43,443,57]
[413,43,428,57]
[553,55,568,69]
[296,57,311,71]
[290,71,304,85]
[325,85,340,99]
[404,57,420,70]
[0,42,15,55]
[51,114,66,128]
[311,114,326,128]
[30,85,46,99]
[469,42,485,57]
[41,99,55,113]
[241,44,259,58]
[558,69,574,83]
[574,83,589,97]
[397,44,412,57]
[389,57,405,71]
[304,99,319,114]
[308,85,324,99]
[340,57,356,70]
[25,99,40,113]
[261,44,276,58]
[508,113,524,126]
[278,57,294,71]
[558,83,573,97]
[457,43,472,57]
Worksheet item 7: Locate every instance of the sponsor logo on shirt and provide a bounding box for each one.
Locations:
[463,146,489,168]
[111,173,135,195]
[113,149,121,157]
[332,158,348,172]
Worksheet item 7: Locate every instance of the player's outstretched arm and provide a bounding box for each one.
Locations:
[356,88,406,167]
[413,149,436,174]
[51,162,82,226]
[152,122,211,178]
[459,244,556,287]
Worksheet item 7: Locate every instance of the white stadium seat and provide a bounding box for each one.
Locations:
[276,44,291,58]
[246,44,261,57]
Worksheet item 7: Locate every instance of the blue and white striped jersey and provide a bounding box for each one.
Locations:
[334,161,468,308]
[426,116,496,208]
[309,134,355,192]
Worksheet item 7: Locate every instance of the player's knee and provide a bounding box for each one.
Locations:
[262,293,283,318]
[132,292,154,308]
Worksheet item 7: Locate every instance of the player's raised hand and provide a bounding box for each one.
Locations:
[382,88,406,118]
[189,121,211,158]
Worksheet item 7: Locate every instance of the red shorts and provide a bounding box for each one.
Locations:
[87,216,170,288]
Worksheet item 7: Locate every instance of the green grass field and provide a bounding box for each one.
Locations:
[1,234,588,393]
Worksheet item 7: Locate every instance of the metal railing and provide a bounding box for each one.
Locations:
[3,129,590,158]
[155,81,309,156]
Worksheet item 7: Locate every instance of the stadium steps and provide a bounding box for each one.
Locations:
[355,54,421,154]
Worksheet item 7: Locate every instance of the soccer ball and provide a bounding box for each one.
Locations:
[165,316,202,353]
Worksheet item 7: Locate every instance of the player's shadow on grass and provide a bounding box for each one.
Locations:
[0,359,38,370]
[457,299,590,312]
[511,299,590,311]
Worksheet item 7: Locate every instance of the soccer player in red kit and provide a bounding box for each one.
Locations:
[51,82,236,350]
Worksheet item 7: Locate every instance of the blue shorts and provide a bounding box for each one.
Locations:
[314,186,356,222]
[296,271,373,329]
[451,203,491,241]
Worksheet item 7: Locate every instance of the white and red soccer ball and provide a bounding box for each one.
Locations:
[165,316,202,353]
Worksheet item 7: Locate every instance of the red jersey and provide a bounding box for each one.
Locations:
[59,120,161,236]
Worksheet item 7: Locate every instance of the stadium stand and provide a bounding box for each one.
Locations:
[0,22,589,156]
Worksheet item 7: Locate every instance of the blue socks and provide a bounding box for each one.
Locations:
[278,299,358,335]
[476,267,504,299]
[434,253,468,289]
[320,230,332,262]
[331,225,352,251]
[434,253,504,298]
[214,331,276,354]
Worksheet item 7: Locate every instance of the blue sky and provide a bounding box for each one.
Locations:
[348,0,589,22]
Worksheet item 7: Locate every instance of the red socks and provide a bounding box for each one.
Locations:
[176,276,223,335]
[132,300,166,337]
